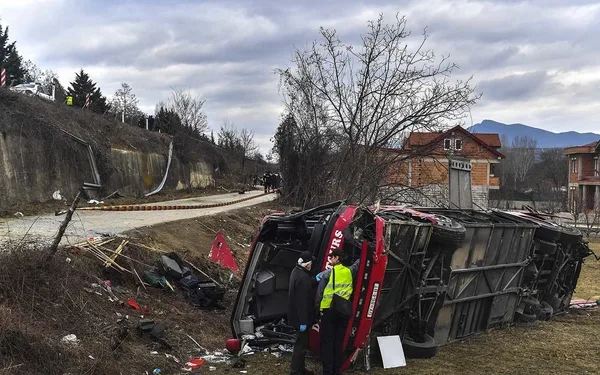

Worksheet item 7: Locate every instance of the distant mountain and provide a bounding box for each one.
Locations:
[468,120,600,149]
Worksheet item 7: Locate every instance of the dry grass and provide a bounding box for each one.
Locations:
[0,201,293,374]
[573,241,600,301]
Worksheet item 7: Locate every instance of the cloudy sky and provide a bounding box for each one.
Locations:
[2,0,599,153]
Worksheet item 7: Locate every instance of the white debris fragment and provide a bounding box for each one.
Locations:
[52,190,63,201]
[61,334,80,345]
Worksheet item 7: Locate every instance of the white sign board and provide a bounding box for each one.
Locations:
[377,335,406,369]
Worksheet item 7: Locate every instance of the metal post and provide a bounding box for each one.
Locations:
[122,111,125,123]
[146,117,149,130]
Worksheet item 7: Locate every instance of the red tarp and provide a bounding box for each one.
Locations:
[209,231,239,272]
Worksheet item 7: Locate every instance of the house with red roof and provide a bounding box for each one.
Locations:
[564,140,600,213]
[384,125,504,208]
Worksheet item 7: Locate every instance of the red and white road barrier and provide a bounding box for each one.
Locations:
[85,93,91,108]
[78,190,278,212]
[1,67,6,88]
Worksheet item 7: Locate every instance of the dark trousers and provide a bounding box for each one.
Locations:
[290,330,310,375]
[320,309,349,375]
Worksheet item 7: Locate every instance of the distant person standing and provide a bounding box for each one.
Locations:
[268,172,275,192]
[66,95,73,106]
[263,172,270,193]
[288,251,317,375]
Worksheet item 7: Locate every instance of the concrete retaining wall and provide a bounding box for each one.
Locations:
[0,132,214,208]
[0,131,91,207]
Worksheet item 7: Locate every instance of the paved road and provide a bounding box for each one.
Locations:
[0,190,276,248]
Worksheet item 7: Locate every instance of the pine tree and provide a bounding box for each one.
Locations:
[67,69,109,113]
[52,77,67,104]
[154,106,183,135]
[4,43,25,82]
[0,23,9,66]
[210,130,215,144]
[0,22,26,84]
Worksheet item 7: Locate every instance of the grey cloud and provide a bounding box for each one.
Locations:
[477,71,549,101]
[3,0,600,153]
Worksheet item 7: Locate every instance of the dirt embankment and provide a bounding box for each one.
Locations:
[0,201,287,375]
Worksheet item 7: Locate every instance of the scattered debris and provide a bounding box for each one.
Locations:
[570,299,599,309]
[201,352,233,364]
[127,297,149,313]
[165,353,181,364]
[185,333,209,354]
[209,231,239,272]
[138,319,172,349]
[182,358,206,371]
[146,252,226,310]
[61,334,80,345]
[52,190,63,201]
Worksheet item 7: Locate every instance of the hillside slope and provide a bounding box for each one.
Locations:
[0,88,266,212]
[469,120,600,148]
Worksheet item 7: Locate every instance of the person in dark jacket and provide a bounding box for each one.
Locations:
[288,250,317,375]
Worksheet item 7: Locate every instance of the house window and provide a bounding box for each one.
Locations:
[571,158,577,173]
[594,157,599,177]
[490,164,496,177]
[455,139,463,151]
[444,139,452,150]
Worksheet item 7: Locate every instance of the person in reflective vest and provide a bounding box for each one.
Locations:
[66,95,73,106]
[315,249,358,375]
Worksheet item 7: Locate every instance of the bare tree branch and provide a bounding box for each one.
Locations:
[273,14,478,207]
[167,88,208,135]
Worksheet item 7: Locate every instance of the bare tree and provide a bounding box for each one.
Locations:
[581,199,600,237]
[111,82,140,124]
[167,88,208,135]
[217,119,258,172]
[239,128,258,173]
[538,149,567,191]
[274,14,478,207]
[217,118,239,150]
[23,59,59,93]
[509,136,537,189]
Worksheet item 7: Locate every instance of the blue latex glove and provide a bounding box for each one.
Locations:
[299,324,307,332]
[315,273,321,282]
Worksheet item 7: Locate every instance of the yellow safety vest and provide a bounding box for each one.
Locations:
[66,96,73,106]
[320,264,353,311]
